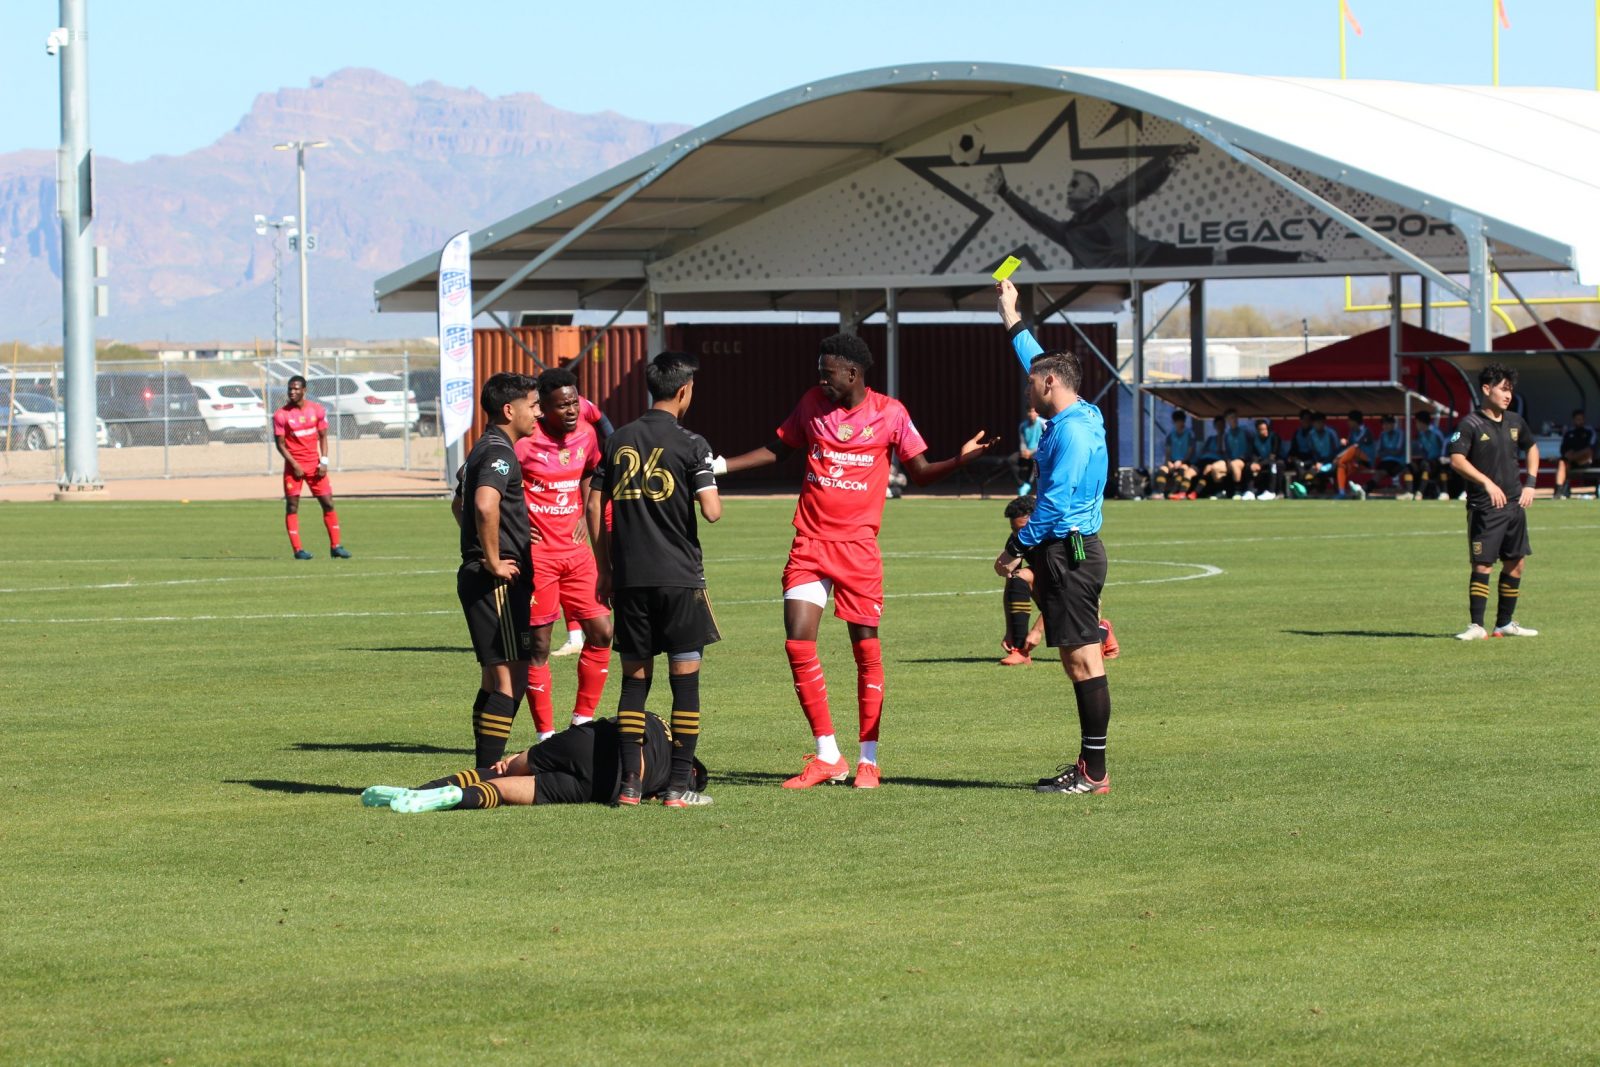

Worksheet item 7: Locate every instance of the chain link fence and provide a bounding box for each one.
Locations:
[1,354,444,486]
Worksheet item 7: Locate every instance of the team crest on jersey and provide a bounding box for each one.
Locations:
[860,425,875,440]
[1510,427,1519,441]
[491,458,511,476]
[559,448,571,466]
[1449,431,1461,443]
[837,424,855,441]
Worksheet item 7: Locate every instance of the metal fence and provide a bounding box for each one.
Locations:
[1,354,443,486]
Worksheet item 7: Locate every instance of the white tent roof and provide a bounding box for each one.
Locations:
[374,64,1600,315]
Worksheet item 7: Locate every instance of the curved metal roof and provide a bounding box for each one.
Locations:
[374,63,1600,315]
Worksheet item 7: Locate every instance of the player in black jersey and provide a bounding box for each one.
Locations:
[1447,362,1540,641]
[589,352,723,807]
[457,372,540,765]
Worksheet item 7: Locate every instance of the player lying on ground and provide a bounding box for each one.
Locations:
[360,713,707,811]
[273,375,351,560]
[999,494,1118,666]
[714,334,995,789]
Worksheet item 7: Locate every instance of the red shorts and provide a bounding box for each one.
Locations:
[531,549,608,627]
[782,535,883,626]
[283,467,332,498]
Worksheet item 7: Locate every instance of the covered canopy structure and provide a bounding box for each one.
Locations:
[375,63,1600,465]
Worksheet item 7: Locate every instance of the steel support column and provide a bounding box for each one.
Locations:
[645,288,666,357]
[1388,273,1403,381]
[56,0,100,492]
[1189,280,1206,382]
[1455,211,1492,351]
[1131,280,1147,470]
[884,288,900,398]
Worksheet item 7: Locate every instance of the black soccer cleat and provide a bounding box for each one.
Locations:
[617,778,643,806]
[1034,759,1110,795]
[293,549,314,561]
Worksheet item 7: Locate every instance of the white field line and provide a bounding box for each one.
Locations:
[0,559,1221,625]
[0,568,455,596]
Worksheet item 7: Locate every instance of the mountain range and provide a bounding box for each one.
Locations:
[0,68,687,344]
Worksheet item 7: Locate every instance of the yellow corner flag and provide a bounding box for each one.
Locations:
[1341,0,1363,36]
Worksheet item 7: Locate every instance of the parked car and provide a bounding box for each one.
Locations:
[408,368,440,436]
[1,392,109,451]
[305,373,420,437]
[96,370,208,447]
[192,379,268,442]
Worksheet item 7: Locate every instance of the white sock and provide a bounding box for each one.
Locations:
[858,741,877,766]
[815,734,842,764]
[570,715,594,726]
[536,730,555,742]
[565,627,583,647]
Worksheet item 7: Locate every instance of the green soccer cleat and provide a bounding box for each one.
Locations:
[389,785,462,813]
[293,549,314,560]
[330,545,352,559]
[360,785,409,808]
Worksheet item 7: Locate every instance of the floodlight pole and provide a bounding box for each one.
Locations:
[53,0,100,493]
[275,140,327,373]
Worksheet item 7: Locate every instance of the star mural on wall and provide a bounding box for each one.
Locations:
[897,99,1186,274]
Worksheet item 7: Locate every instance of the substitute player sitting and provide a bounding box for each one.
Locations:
[1151,410,1196,499]
[516,368,612,741]
[1553,409,1596,499]
[272,375,350,560]
[360,713,706,811]
[717,333,994,789]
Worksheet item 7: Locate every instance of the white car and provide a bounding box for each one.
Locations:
[3,392,109,450]
[305,373,420,437]
[192,379,268,442]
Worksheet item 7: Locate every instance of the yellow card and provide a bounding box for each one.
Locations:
[991,256,1022,281]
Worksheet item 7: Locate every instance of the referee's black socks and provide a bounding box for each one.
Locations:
[473,690,517,768]
[1072,675,1111,780]
[668,672,702,792]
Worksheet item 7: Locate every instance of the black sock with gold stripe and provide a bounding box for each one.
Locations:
[617,675,650,788]
[455,781,503,809]
[1469,571,1491,627]
[417,765,509,791]
[474,691,517,768]
[1494,573,1521,628]
[668,672,702,792]
[1003,576,1032,648]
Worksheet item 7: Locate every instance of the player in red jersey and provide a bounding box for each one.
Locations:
[549,393,614,658]
[719,333,994,788]
[516,368,612,741]
[272,375,350,560]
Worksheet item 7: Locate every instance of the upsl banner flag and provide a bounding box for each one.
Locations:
[437,231,474,447]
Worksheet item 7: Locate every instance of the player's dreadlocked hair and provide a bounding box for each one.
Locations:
[1479,362,1518,390]
[1003,495,1036,521]
[1029,350,1082,393]
[536,367,577,397]
[820,333,874,371]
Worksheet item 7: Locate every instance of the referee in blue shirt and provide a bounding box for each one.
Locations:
[992,279,1114,795]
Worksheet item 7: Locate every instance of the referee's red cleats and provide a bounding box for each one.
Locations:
[782,754,849,789]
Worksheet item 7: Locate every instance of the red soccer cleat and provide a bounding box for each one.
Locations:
[1099,619,1120,660]
[782,754,849,789]
[853,762,880,789]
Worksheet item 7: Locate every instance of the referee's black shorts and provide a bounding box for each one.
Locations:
[457,562,533,665]
[1024,534,1108,648]
[612,586,721,659]
[1468,506,1532,565]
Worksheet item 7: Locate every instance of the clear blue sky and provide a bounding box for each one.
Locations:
[2,0,1597,160]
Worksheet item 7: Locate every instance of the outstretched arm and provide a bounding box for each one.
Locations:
[901,433,996,486]
[719,440,794,474]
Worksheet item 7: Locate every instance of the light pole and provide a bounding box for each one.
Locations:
[252,214,294,362]
[272,140,327,374]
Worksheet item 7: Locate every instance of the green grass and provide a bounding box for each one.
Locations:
[2,496,1598,1065]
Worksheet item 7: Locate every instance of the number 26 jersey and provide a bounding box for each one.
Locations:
[597,409,718,589]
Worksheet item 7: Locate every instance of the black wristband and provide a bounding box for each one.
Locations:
[1004,532,1026,558]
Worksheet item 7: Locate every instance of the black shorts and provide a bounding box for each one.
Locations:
[1377,459,1406,475]
[612,586,721,659]
[1024,534,1107,648]
[1467,506,1532,565]
[457,562,533,665]
[524,720,614,805]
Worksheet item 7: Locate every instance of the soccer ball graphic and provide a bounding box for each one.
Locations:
[949,127,985,166]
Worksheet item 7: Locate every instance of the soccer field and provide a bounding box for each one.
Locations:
[3,497,1597,1064]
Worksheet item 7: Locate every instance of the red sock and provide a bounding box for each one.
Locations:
[526,663,554,735]
[784,639,833,737]
[285,514,302,552]
[852,637,884,742]
[573,644,610,720]
[322,508,341,547]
